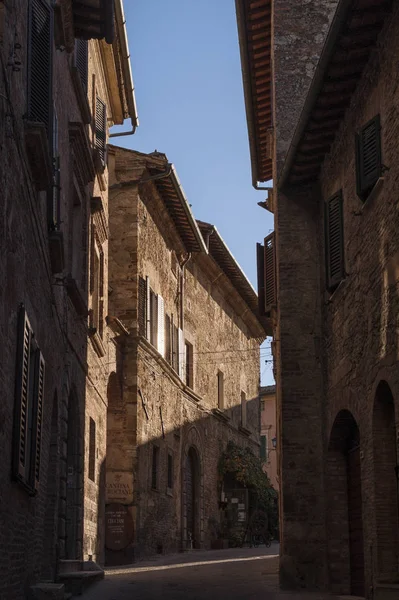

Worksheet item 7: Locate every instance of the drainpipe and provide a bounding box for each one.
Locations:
[109,0,139,138]
[180,253,192,329]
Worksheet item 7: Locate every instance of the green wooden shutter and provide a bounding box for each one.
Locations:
[264,232,276,313]
[356,115,381,199]
[95,96,107,164]
[32,350,45,491]
[75,39,88,93]
[27,0,52,133]
[325,192,345,290]
[260,435,267,460]
[257,242,266,316]
[13,306,32,483]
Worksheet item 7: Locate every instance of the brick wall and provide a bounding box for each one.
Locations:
[107,147,263,560]
[275,3,399,594]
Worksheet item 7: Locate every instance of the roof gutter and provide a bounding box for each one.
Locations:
[170,166,208,255]
[110,0,139,138]
[235,0,272,190]
[278,0,352,189]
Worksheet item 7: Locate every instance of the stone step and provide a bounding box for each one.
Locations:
[58,560,83,574]
[29,583,65,600]
[374,583,399,600]
[57,569,104,596]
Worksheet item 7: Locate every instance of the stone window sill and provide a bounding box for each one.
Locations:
[89,329,106,358]
[239,425,251,437]
[65,275,88,316]
[212,408,229,423]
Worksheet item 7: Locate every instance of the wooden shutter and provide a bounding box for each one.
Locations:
[356,115,381,199]
[95,96,107,164]
[165,314,171,364]
[32,350,45,490]
[145,277,151,340]
[75,39,88,93]
[325,192,345,290]
[264,232,276,313]
[257,242,266,316]
[172,323,179,372]
[178,328,185,380]
[13,306,32,483]
[138,276,146,336]
[260,435,267,460]
[150,291,158,347]
[27,0,52,133]
[157,295,165,357]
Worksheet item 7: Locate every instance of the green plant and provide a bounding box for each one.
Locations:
[218,441,278,533]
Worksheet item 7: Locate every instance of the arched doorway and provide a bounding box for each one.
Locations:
[184,447,200,550]
[65,390,83,559]
[326,410,365,596]
[373,381,399,582]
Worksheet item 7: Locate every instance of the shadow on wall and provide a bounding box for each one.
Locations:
[103,389,275,567]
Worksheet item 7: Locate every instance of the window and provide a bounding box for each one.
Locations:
[172,323,179,373]
[356,115,382,201]
[27,0,52,137]
[261,399,265,411]
[90,229,104,338]
[217,371,224,410]
[325,192,344,291]
[95,95,107,167]
[185,342,193,388]
[149,289,157,346]
[167,452,173,490]
[88,418,96,482]
[260,435,268,461]
[50,107,61,230]
[151,446,159,490]
[257,232,276,315]
[74,39,88,94]
[13,305,45,494]
[241,391,247,427]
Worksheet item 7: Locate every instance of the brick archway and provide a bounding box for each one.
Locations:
[326,410,365,597]
[373,381,399,582]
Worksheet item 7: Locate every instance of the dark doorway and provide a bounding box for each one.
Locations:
[326,410,365,596]
[347,437,365,596]
[373,381,399,582]
[185,447,200,549]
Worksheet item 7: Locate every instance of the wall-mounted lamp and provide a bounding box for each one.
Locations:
[272,437,277,449]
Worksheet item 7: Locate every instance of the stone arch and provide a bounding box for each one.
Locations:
[373,380,399,582]
[326,410,365,597]
[182,427,204,550]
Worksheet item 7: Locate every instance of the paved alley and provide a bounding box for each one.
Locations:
[80,545,346,600]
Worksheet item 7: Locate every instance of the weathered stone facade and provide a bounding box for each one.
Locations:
[106,146,265,563]
[0,2,136,596]
[274,1,399,597]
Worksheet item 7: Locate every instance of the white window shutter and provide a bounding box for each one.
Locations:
[145,277,150,340]
[178,328,185,380]
[157,295,165,357]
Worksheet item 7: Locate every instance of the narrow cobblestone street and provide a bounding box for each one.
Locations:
[80,545,344,600]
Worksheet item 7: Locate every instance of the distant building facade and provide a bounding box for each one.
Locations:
[260,386,278,491]
[237,0,399,598]
[0,1,137,596]
[106,146,266,562]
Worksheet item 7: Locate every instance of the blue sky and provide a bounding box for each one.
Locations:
[112,0,274,384]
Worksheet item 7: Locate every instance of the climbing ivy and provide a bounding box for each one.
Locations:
[218,440,277,513]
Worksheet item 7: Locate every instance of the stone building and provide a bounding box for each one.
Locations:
[260,385,278,491]
[0,1,137,597]
[237,0,399,598]
[105,146,267,563]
